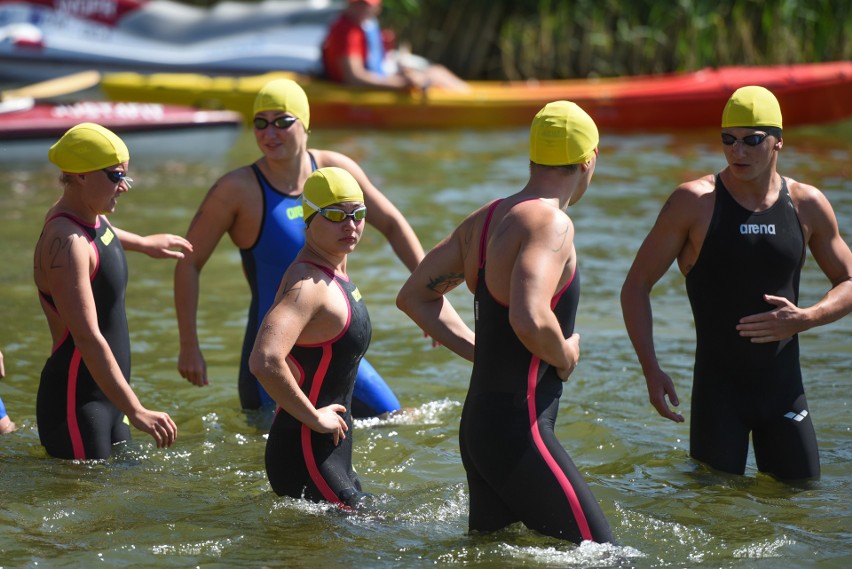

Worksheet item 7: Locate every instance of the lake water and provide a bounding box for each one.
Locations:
[1,121,850,568]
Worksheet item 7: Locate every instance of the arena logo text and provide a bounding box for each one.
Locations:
[740,223,776,235]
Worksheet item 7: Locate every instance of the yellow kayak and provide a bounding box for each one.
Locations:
[100,62,852,130]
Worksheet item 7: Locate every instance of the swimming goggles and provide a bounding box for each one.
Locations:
[102,169,133,189]
[253,116,299,130]
[721,133,769,146]
[304,197,367,223]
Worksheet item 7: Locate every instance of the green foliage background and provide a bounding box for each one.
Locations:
[379,0,852,80]
[182,0,851,80]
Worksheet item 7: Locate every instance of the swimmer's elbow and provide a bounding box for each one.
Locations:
[509,310,543,345]
[248,348,281,381]
[396,285,418,320]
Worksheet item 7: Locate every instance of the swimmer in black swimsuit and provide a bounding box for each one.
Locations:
[622,86,852,481]
[174,78,424,419]
[250,167,373,508]
[34,122,190,459]
[398,101,612,543]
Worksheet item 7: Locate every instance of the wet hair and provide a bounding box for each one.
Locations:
[764,126,783,139]
[530,161,580,174]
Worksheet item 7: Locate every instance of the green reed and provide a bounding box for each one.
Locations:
[382,0,851,80]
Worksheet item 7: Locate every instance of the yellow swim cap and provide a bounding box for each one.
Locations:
[721,86,783,129]
[529,101,599,166]
[303,167,364,222]
[48,122,129,173]
[253,78,310,130]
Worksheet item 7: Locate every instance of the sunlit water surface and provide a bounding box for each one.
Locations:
[1,121,850,568]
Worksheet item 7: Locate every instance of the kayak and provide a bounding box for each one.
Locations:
[99,61,852,130]
[0,0,340,82]
[0,98,244,163]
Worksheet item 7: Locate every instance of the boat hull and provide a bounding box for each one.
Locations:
[0,0,339,82]
[100,62,852,130]
[0,99,244,163]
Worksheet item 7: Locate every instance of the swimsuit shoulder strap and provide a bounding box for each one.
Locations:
[478,199,503,269]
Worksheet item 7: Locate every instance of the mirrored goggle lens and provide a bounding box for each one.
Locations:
[721,133,767,146]
[320,207,367,222]
[103,170,133,188]
[253,116,298,130]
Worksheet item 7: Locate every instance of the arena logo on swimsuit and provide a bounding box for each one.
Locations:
[286,205,303,220]
[740,223,776,235]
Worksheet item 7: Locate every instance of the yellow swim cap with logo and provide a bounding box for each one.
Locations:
[48,122,129,173]
[529,101,599,166]
[721,86,783,129]
[303,167,364,222]
[253,78,310,130]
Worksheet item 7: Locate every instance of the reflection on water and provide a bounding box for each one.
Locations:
[0,122,849,568]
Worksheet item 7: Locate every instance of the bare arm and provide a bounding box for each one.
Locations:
[397,224,475,361]
[173,177,238,387]
[737,180,852,340]
[113,226,192,260]
[40,227,176,447]
[507,208,580,380]
[620,185,706,422]
[249,267,348,444]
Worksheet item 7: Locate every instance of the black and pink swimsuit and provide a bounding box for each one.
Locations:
[36,213,132,460]
[264,263,372,508]
[459,199,612,543]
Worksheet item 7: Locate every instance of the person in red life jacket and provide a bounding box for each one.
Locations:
[321,0,467,91]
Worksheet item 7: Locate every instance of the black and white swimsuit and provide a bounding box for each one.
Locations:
[685,174,819,479]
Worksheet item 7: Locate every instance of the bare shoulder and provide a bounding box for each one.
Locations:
[674,174,716,200]
[280,261,335,295]
[785,176,838,227]
[34,217,92,284]
[205,165,258,203]
[458,200,500,237]
[658,174,716,221]
[309,148,359,171]
[38,215,89,247]
[786,176,827,206]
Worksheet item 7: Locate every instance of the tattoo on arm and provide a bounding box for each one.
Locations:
[48,237,72,269]
[277,276,307,300]
[427,272,464,294]
[552,222,569,252]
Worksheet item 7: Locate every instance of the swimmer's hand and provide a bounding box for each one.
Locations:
[555,333,581,381]
[178,344,208,387]
[140,233,194,260]
[736,294,802,343]
[423,330,441,348]
[129,409,178,448]
[116,228,193,260]
[313,404,348,445]
[644,368,684,423]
